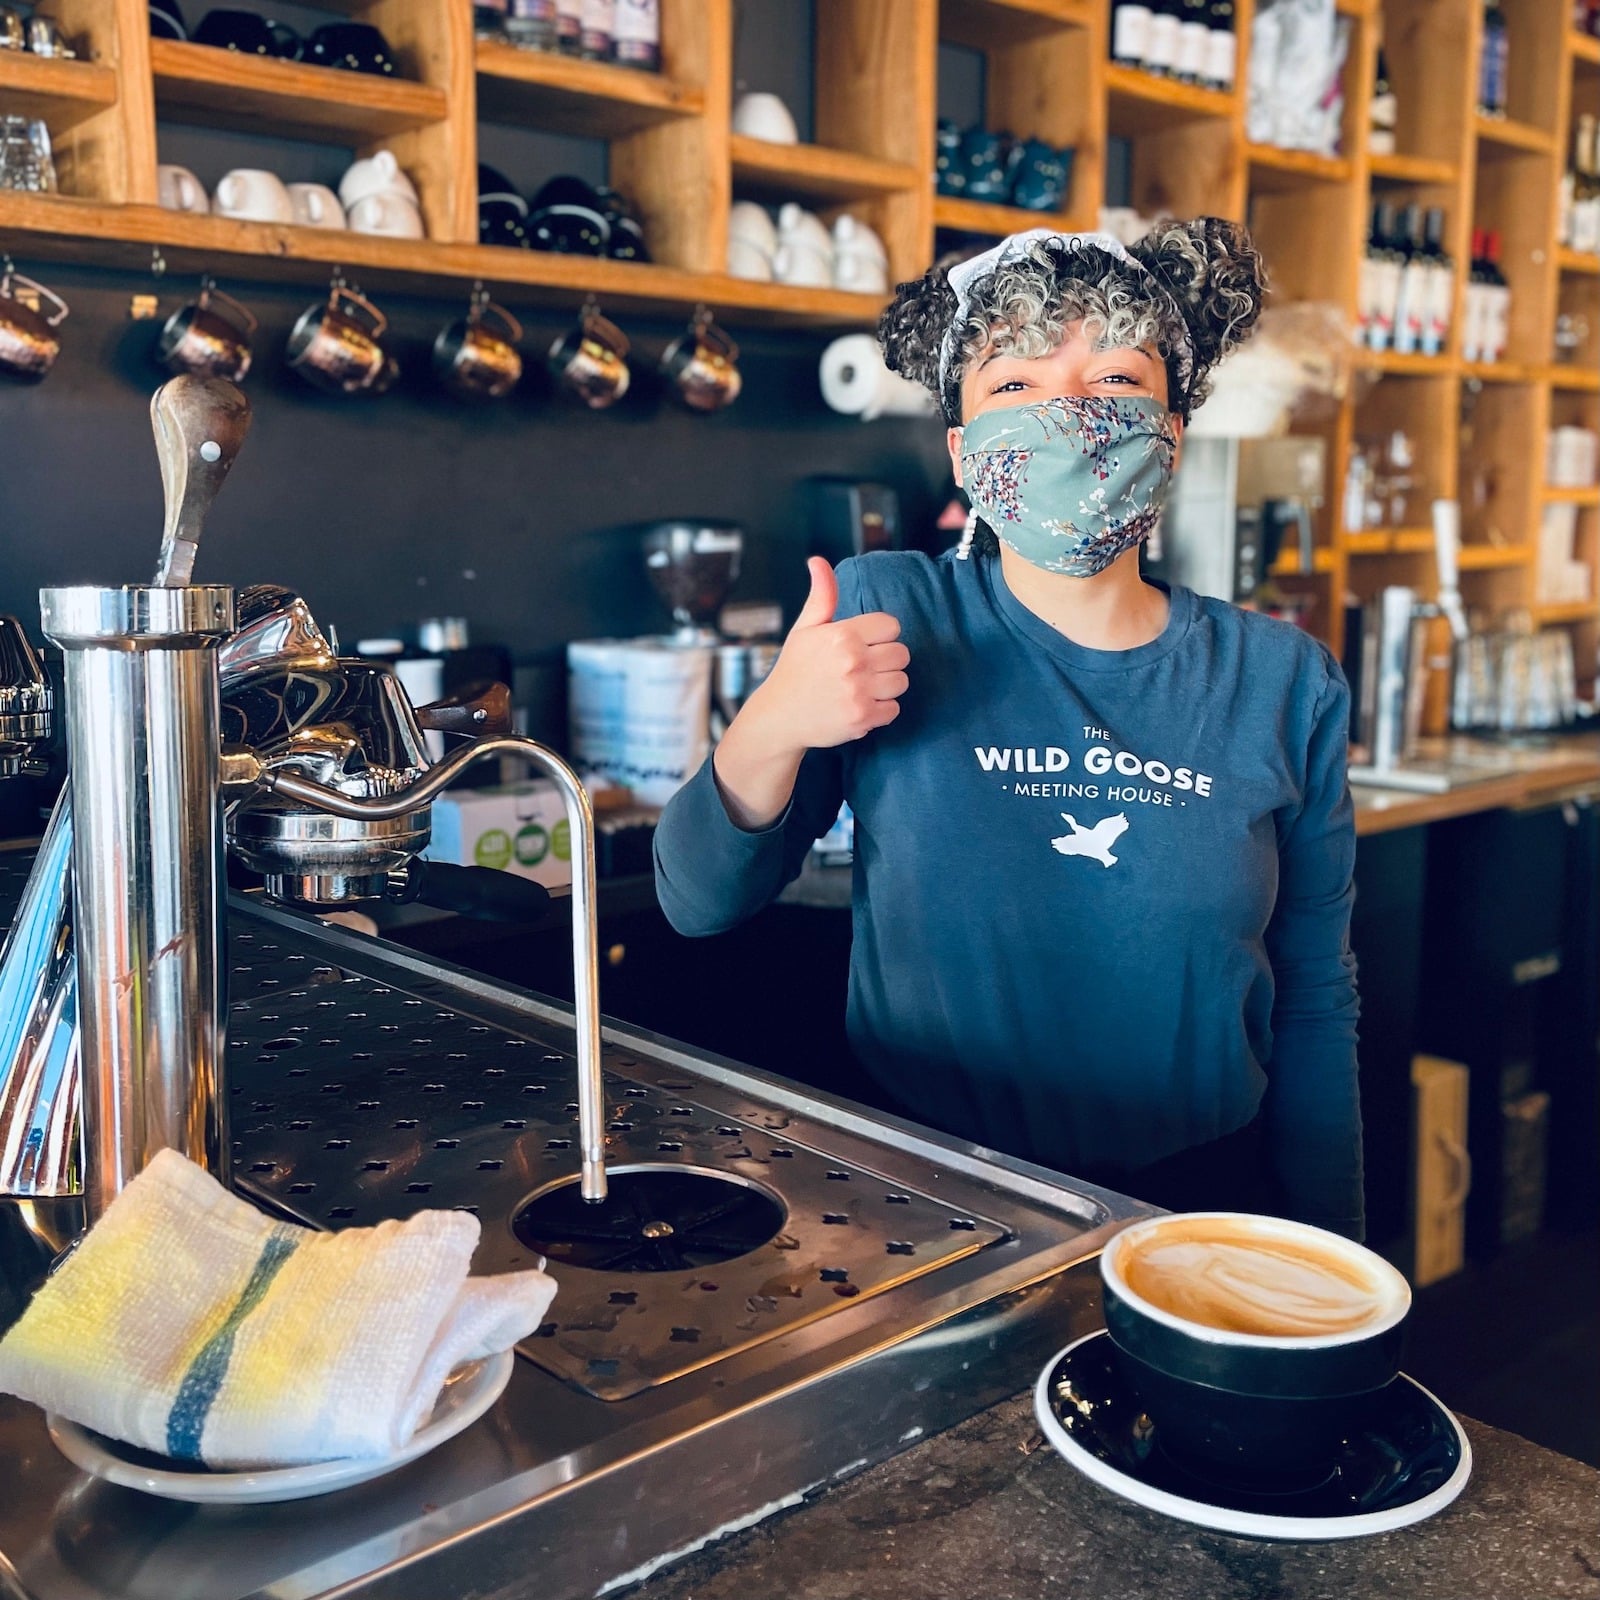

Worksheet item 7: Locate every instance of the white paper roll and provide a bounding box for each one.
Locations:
[818,334,936,422]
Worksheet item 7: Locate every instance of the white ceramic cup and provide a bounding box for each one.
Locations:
[727,237,773,282]
[338,149,418,211]
[777,202,832,256]
[832,212,886,264]
[833,250,888,294]
[157,164,206,214]
[347,190,425,240]
[772,240,833,289]
[731,91,799,144]
[211,168,294,224]
[728,199,778,256]
[287,182,346,231]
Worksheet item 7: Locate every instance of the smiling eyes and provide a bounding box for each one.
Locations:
[988,369,1146,397]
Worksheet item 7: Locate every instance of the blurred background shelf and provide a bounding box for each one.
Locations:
[730,137,922,204]
[932,193,1075,235]
[0,52,118,128]
[475,40,703,135]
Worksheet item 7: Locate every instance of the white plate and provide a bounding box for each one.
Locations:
[1033,1333,1473,1541]
[46,1349,514,1505]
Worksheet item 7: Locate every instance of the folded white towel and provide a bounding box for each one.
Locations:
[0,1149,557,1467]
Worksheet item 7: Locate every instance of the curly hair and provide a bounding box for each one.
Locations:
[878,218,1267,428]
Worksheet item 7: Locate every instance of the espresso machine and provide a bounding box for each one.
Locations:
[0,377,611,1238]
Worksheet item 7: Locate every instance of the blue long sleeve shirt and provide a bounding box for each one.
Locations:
[654,550,1363,1235]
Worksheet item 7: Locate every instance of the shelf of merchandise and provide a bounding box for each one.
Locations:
[0,0,1584,666]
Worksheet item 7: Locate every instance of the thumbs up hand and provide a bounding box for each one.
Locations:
[711,558,909,829]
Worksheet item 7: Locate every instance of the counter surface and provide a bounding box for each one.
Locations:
[627,1384,1600,1600]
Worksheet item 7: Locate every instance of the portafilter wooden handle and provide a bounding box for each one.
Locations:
[151,375,252,588]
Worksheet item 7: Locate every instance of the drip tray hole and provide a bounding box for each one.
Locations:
[511,1164,788,1273]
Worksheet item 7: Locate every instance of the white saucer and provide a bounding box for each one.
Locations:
[47,1349,514,1504]
[1033,1332,1473,1541]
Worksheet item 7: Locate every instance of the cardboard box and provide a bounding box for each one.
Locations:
[425,781,572,889]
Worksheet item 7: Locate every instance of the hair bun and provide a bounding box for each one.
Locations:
[1132,217,1267,372]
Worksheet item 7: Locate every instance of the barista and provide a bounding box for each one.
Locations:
[654,222,1364,1240]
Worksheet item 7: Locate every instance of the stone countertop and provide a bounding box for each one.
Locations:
[626,1389,1600,1600]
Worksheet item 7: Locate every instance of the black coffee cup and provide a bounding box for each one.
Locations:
[193,8,274,54]
[1099,1212,1412,1491]
[595,186,649,262]
[527,175,609,255]
[304,21,396,76]
[478,164,530,249]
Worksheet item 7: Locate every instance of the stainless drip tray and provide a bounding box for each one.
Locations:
[224,922,1009,1400]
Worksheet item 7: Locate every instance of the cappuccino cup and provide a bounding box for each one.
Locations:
[287,182,346,230]
[157,163,207,214]
[346,189,425,239]
[212,167,293,224]
[1099,1212,1411,1490]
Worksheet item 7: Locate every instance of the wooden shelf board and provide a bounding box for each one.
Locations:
[1272,547,1339,574]
[1558,247,1600,276]
[1106,64,1239,134]
[1355,349,1458,376]
[1533,600,1599,623]
[939,0,1093,49]
[1473,114,1557,156]
[1247,143,1352,191]
[1571,32,1600,67]
[0,52,117,128]
[730,136,922,203]
[0,194,887,327]
[150,38,448,141]
[1367,151,1458,186]
[1549,365,1600,392]
[1544,485,1600,505]
[933,193,1077,236]
[475,41,702,135]
[1461,360,1544,383]
[1458,543,1532,569]
[1345,528,1436,555]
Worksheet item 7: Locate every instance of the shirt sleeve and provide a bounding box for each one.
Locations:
[652,562,866,938]
[1261,659,1365,1240]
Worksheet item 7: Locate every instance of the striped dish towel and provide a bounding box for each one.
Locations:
[0,1148,557,1467]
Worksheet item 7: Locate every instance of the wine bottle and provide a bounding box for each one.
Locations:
[1480,230,1511,363]
[1369,47,1397,156]
[1461,229,1487,363]
[1367,203,1404,353]
[1357,203,1385,347]
[1205,0,1237,90]
[1142,0,1181,77]
[1478,0,1509,117]
[1420,207,1453,358]
[1392,205,1428,356]
[1112,0,1154,66]
[1176,0,1211,83]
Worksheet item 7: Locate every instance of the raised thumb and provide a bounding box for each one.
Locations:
[792,557,838,630]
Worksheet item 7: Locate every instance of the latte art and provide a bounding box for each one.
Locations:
[1119,1227,1393,1338]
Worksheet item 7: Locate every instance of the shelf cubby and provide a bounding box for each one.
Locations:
[474,41,703,136]
[729,136,922,205]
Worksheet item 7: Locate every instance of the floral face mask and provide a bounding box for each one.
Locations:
[959,394,1180,577]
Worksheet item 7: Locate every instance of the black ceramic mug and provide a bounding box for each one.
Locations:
[1099,1212,1412,1491]
[304,22,396,75]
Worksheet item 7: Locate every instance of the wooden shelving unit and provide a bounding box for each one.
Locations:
[0,0,1585,665]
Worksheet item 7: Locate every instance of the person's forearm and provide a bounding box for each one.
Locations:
[711,694,807,831]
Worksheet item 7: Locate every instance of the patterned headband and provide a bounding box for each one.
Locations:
[936,228,1197,402]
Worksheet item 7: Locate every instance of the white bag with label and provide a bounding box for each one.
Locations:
[567,638,712,807]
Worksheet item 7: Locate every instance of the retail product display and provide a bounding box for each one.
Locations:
[934,122,1075,213]
[475,0,657,68]
[1247,0,1351,156]
[1110,0,1236,90]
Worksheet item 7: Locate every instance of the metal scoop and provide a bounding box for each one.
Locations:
[151,374,252,588]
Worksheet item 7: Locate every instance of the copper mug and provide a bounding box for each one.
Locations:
[158,279,256,382]
[433,291,523,399]
[286,282,389,395]
[660,306,741,412]
[0,267,68,380]
[547,298,630,409]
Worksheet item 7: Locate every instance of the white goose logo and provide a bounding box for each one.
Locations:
[1050,812,1129,868]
